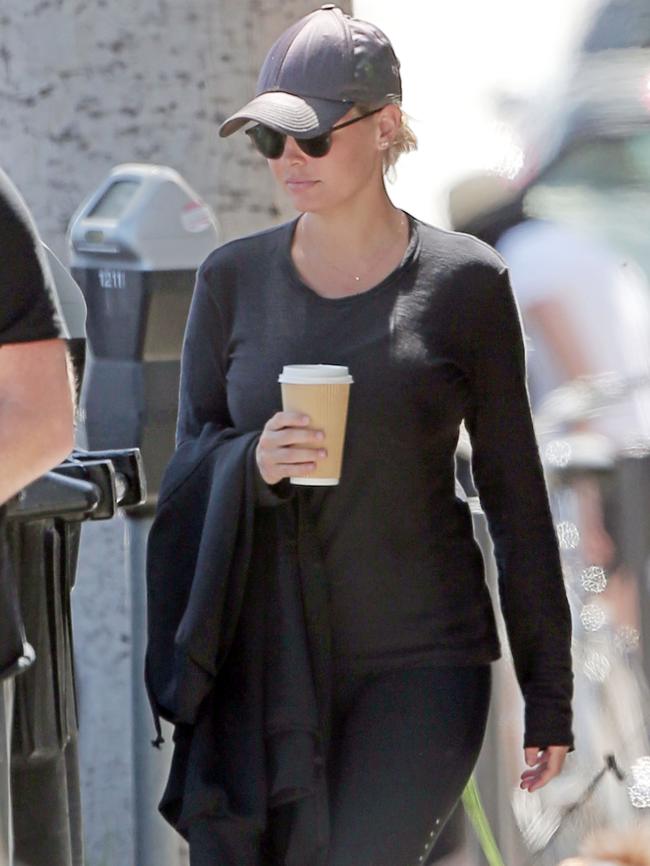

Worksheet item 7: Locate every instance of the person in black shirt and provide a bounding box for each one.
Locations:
[171,7,574,865]
[0,167,74,865]
[0,169,73,505]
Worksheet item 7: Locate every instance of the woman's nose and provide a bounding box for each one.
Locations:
[282,136,307,162]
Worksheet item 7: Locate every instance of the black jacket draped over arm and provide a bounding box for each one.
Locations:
[145,423,332,864]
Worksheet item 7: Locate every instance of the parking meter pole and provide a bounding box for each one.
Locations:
[1,679,14,866]
[127,512,178,866]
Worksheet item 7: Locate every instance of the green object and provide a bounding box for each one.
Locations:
[462,775,507,866]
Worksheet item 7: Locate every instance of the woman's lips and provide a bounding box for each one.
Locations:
[285,179,318,191]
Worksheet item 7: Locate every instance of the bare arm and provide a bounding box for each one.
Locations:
[0,338,75,504]
[526,296,593,382]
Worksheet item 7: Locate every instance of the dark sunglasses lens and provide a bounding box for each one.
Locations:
[247,126,333,159]
[299,134,331,158]
[248,125,285,159]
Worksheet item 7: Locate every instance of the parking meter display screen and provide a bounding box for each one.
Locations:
[88,181,139,219]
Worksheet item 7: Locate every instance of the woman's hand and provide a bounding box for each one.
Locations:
[520,745,570,792]
[256,411,327,485]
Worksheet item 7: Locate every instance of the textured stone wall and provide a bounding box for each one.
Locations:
[0,0,352,259]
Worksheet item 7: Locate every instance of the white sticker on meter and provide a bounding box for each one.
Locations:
[181,201,213,234]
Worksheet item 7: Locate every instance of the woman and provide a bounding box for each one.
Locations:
[172,6,573,865]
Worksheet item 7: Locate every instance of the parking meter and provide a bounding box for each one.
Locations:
[68,164,220,509]
[68,165,218,866]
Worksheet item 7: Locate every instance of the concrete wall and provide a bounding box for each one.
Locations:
[1,0,351,260]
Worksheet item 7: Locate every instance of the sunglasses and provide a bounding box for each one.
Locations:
[245,107,384,159]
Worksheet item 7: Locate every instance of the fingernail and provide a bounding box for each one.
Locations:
[316,431,325,440]
[319,450,327,458]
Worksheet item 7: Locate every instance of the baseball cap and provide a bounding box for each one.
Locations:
[218,4,402,139]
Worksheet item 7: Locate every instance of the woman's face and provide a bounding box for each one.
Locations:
[266,105,399,214]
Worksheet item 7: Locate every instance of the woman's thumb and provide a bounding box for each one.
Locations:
[525,747,541,767]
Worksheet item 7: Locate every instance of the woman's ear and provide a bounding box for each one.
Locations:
[376,104,401,150]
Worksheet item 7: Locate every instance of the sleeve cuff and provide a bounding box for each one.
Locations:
[254,463,294,507]
[524,707,574,751]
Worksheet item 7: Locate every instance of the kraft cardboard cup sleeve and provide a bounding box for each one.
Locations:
[278,364,353,485]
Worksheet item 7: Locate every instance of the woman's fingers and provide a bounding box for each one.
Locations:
[265,411,312,432]
[272,446,327,465]
[256,412,327,484]
[520,745,569,792]
[272,428,325,448]
[261,412,324,446]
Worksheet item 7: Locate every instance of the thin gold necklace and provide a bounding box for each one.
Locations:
[297,215,408,285]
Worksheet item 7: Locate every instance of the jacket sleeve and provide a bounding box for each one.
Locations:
[464,264,574,749]
[176,262,292,507]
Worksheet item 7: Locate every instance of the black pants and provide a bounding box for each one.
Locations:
[190,663,491,866]
[324,661,491,866]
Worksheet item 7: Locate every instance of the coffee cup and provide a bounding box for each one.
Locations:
[278,364,353,485]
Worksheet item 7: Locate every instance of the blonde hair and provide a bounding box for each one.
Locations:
[356,102,418,178]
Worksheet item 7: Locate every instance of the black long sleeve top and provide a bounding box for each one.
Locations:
[176,213,574,748]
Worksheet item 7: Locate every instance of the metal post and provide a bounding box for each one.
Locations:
[1,679,14,866]
[127,513,183,866]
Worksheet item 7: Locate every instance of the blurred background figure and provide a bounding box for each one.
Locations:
[449,0,650,861]
[558,819,650,866]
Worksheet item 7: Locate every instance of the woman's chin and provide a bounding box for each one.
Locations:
[283,182,323,207]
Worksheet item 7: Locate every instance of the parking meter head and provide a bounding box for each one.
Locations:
[68,164,219,508]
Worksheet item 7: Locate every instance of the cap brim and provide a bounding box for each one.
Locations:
[219,91,352,138]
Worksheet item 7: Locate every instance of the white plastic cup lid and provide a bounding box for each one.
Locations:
[278,364,353,385]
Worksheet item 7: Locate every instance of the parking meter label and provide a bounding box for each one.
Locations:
[98,269,127,289]
[181,201,214,234]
